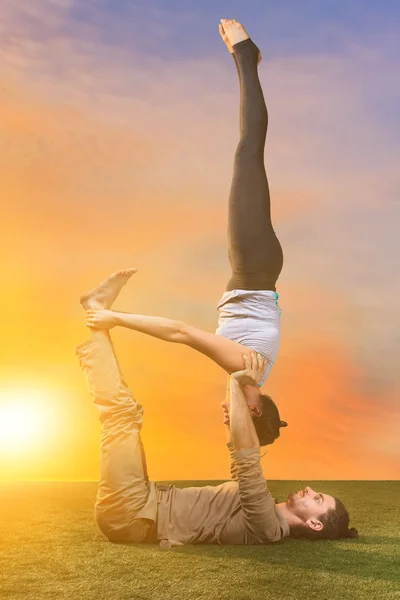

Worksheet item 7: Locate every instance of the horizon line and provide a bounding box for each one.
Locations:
[1,479,399,484]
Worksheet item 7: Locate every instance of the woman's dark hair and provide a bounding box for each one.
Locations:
[290,497,359,541]
[252,394,288,446]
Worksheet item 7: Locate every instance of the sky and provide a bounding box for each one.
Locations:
[1,0,399,481]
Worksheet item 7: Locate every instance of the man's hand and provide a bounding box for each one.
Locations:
[231,352,268,387]
[86,309,118,330]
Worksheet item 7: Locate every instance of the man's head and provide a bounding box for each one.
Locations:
[286,486,359,540]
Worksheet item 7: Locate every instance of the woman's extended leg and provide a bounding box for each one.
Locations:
[83,271,254,387]
[221,20,283,292]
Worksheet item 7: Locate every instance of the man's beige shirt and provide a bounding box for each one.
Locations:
[151,446,289,547]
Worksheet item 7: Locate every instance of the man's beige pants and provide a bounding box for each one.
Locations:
[76,333,157,543]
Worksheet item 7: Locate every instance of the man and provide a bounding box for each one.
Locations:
[77,270,358,547]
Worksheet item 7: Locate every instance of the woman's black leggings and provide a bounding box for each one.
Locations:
[226,38,283,292]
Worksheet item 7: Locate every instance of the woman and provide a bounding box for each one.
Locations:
[86,19,286,445]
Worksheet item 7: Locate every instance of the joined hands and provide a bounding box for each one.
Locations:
[231,352,268,387]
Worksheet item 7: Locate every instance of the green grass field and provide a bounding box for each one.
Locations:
[0,481,398,600]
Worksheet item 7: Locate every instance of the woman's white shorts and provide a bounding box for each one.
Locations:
[215,289,282,387]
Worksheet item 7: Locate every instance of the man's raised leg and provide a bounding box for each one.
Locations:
[77,270,156,543]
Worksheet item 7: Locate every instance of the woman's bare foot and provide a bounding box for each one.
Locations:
[220,19,262,65]
[80,268,136,311]
[86,309,117,330]
[219,23,234,54]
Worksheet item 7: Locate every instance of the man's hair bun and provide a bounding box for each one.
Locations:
[346,527,359,539]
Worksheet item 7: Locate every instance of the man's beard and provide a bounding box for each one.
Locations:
[286,491,297,507]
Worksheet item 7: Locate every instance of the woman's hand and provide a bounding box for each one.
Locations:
[231,352,268,387]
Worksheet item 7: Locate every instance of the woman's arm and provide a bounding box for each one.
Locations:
[86,309,258,375]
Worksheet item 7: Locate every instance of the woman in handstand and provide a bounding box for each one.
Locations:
[84,19,286,445]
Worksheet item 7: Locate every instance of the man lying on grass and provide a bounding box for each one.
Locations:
[77,270,358,547]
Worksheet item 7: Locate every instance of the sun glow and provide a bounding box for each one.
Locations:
[0,388,52,452]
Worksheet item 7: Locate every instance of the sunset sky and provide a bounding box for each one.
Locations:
[1,0,399,481]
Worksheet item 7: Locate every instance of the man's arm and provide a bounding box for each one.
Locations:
[224,421,239,481]
[228,354,282,541]
[229,359,262,452]
[225,375,231,405]
[225,365,261,481]
[223,377,239,481]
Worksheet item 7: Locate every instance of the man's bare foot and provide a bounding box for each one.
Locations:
[86,309,117,330]
[220,19,262,65]
[80,268,136,311]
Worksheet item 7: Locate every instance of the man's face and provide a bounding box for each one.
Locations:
[287,486,336,524]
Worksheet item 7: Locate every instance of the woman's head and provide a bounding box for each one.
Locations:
[222,387,286,446]
[252,393,288,446]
